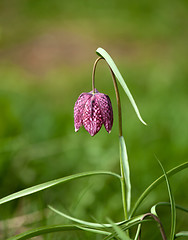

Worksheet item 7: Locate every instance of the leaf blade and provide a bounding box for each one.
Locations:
[107,219,132,240]
[130,162,188,217]
[76,225,110,236]
[151,202,188,216]
[119,136,131,213]
[96,47,146,126]
[7,225,80,240]
[49,205,124,228]
[157,159,176,240]
[104,216,147,240]
[0,171,120,205]
[175,231,188,238]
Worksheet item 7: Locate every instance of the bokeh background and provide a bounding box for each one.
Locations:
[0,0,187,239]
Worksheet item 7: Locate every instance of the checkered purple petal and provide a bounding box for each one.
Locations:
[82,95,103,136]
[96,93,113,133]
[74,92,92,132]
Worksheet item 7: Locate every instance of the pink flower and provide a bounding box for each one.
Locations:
[74,89,113,136]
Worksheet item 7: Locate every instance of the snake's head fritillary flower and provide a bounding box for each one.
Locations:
[74,89,113,136]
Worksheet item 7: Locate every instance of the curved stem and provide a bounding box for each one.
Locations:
[92,57,127,220]
[109,68,123,137]
[138,213,167,240]
[92,57,123,136]
[92,57,103,94]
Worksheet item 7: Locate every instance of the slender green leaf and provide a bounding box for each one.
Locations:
[134,224,141,240]
[7,224,110,240]
[96,47,146,126]
[151,202,188,216]
[50,205,148,237]
[7,225,81,240]
[130,162,188,217]
[0,171,120,205]
[175,231,188,238]
[105,219,150,240]
[104,216,149,240]
[151,205,158,216]
[119,136,131,212]
[107,219,132,240]
[157,159,176,240]
[49,205,124,228]
[76,225,110,236]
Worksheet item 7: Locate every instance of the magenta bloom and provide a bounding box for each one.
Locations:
[74,89,113,136]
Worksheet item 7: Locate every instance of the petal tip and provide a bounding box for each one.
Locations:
[75,127,80,132]
[88,130,95,137]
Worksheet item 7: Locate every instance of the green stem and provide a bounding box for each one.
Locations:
[92,57,128,220]
[110,69,128,220]
[120,154,128,220]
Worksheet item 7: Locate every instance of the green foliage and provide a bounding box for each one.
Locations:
[107,219,131,240]
[156,160,176,240]
[0,171,120,205]
[96,48,146,126]
[130,162,188,217]
[7,225,81,240]
[119,136,131,214]
[175,231,188,238]
[0,1,187,239]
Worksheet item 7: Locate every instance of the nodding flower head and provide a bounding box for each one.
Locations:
[74,89,113,136]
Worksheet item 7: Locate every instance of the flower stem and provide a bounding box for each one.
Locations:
[92,57,102,94]
[120,155,128,220]
[109,68,122,137]
[138,213,167,240]
[92,57,128,220]
[109,69,128,220]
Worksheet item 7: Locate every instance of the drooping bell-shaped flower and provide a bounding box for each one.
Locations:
[74,89,113,136]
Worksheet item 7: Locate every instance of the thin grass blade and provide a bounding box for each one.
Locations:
[0,171,120,205]
[76,225,110,236]
[134,224,141,240]
[96,47,146,126]
[151,202,188,216]
[49,205,124,228]
[175,231,188,238]
[157,159,176,240]
[107,218,132,240]
[130,162,188,217]
[104,216,148,240]
[7,225,81,240]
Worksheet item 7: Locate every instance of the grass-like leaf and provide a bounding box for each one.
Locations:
[151,202,188,216]
[130,162,188,217]
[76,225,110,236]
[134,224,142,240]
[96,47,146,126]
[7,224,110,240]
[49,205,150,240]
[7,224,81,240]
[157,159,176,240]
[119,136,131,213]
[0,171,120,205]
[104,218,152,240]
[107,218,132,240]
[175,231,188,238]
[49,205,124,228]
[104,216,149,240]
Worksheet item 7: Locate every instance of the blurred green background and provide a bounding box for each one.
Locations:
[0,0,187,239]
